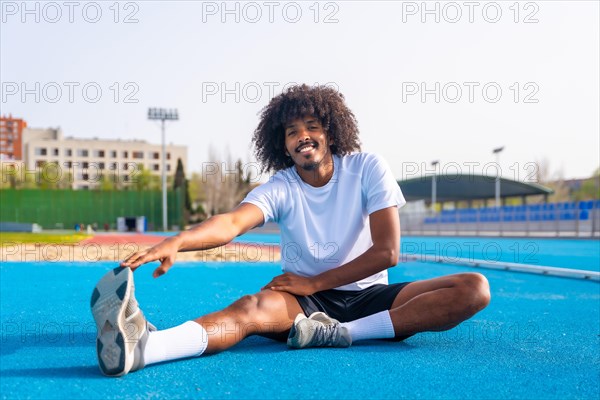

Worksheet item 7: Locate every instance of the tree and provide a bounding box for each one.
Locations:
[534,158,569,203]
[98,173,116,191]
[188,171,207,222]
[534,157,551,184]
[132,164,159,191]
[197,146,254,217]
[173,157,193,224]
[173,158,185,189]
[0,162,19,189]
[573,167,600,201]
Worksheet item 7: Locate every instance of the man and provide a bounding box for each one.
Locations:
[90,84,490,377]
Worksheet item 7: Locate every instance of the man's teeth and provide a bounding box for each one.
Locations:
[298,145,315,152]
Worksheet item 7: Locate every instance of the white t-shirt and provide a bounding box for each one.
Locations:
[242,152,406,290]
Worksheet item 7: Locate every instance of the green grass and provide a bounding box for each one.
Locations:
[0,232,91,244]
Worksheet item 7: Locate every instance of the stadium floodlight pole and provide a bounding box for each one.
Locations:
[148,108,179,231]
[493,147,504,208]
[431,160,439,213]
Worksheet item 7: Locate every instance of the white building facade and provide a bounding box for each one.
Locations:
[22,128,188,189]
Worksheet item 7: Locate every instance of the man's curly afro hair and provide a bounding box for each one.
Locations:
[252,84,361,173]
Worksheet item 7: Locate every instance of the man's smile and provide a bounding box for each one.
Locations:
[296,141,317,154]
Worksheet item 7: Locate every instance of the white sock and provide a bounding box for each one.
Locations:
[340,311,396,342]
[143,321,208,365]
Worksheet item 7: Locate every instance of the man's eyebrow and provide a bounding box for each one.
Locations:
[285,118,319,128]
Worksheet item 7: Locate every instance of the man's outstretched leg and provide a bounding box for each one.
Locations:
[91,267,303,376]
[288,273,491,348]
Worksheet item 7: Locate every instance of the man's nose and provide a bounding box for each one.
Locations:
[297,128,310,141]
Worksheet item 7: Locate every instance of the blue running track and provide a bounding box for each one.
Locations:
[1,237,599,399]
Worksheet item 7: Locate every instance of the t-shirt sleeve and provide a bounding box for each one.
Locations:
[240,179,282,224]
[363,153,406,215]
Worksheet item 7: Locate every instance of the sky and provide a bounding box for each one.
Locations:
[1,0,599,182]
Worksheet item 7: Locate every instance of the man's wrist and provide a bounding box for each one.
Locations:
[310,274,330,293]
[170,233,186,251]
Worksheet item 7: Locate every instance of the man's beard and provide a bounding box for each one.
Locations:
[299,151,333,174]
[294,144,331,172]
[299,160,319,171]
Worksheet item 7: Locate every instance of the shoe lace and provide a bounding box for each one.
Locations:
[313,323,340,347]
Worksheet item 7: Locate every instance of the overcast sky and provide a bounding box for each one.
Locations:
[2,0,598,181]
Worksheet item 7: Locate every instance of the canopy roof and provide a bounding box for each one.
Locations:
[398,174,553,203]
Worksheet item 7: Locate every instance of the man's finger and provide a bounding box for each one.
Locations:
[153,262,169,277]
[122,251,146,266]
[153,258,173,278]
[124,256,144,268]
[125,248,160,267]
[153,266,166,278]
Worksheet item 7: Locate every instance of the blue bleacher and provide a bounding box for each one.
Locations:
[557,202,576,210]
[542,213,556,221]
[422,200,596,224]
[560,211,576,220]
[579,200,595,210]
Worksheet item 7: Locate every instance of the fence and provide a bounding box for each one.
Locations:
[400,200,600,237]
[0,189,184,231]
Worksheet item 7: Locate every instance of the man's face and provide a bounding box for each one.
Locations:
[284,116,333,171]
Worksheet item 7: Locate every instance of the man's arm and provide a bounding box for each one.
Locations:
[263,206,400,295]
[121,203,264,277]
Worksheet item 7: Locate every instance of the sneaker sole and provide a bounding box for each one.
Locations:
[90,266,134,376]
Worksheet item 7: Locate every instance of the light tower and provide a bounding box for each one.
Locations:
[431,160,439,213]
[148,108,179,231]
[493,146,504,208]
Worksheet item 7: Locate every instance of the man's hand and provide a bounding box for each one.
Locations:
[119,204,264,278]
[261,272,318,296]
[121,236,181,278]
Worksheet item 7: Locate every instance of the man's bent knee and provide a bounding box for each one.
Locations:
[454,273,491,314]
[229,294,260,320]
[228,290,298,326]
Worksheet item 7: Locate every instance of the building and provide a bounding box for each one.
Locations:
[0,115,27,160]
[21,127,187,189]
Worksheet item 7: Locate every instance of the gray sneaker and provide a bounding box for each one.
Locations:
[287,312,352,349]
[90,266,155,376]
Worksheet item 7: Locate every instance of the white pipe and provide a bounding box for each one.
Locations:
[401,254,600,281]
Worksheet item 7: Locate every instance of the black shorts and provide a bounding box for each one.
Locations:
[294,282,411,323]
